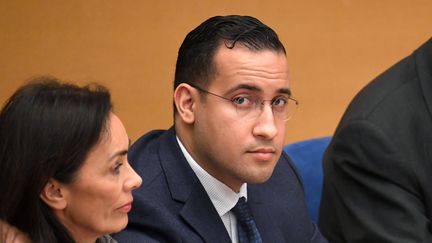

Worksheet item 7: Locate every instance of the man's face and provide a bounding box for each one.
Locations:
[190,45,290,192]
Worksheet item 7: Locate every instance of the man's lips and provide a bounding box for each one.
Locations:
[247,147,276,160]
[249,147,276,153]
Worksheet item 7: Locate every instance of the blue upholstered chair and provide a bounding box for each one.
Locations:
[284,136,332,223]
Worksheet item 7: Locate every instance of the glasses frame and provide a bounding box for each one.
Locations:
[188,83,299,121]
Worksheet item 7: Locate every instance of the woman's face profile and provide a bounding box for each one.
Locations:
[55,113,142,240]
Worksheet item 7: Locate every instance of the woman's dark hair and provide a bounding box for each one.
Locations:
[0,77,112,242]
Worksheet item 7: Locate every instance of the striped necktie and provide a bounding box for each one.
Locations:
[231,197,263,243]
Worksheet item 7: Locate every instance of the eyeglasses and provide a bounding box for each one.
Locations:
[189,84,299,121]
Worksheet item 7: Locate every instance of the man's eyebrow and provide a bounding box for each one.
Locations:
[226,84,261,94]
[225,84,292,96]
[278,88,291,96]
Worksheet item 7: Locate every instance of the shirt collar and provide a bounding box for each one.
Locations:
[176,136,247,216]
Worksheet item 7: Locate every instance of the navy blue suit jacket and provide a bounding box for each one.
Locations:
[114,127,327,242]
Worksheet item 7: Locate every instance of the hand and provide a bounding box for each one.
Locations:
[0,220,31,243]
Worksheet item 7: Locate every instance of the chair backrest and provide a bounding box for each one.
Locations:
[284,136,332,223]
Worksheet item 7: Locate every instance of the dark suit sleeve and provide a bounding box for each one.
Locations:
[319,120,431,243]
[112,193,184,243]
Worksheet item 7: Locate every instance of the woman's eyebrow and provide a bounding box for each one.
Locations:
[108,139,131,162]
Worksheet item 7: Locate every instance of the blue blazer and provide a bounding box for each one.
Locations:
[114,127,327,243]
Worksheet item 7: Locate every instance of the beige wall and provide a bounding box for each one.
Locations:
[1,0,431,143]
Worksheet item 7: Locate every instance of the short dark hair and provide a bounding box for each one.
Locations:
[174,15,286,91]
[0,77,112,242]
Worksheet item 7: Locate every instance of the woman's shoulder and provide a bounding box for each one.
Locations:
[96,235,118,243]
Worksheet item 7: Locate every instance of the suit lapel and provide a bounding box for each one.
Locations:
[180,185,232,243]
[248,187,286,242]
[158,128,231,243]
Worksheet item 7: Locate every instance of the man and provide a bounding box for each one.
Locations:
[319,38,432,243]
[115,15,326,242]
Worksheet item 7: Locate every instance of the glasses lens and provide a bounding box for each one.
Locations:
[235,97,298,121]
[283,98,298,121]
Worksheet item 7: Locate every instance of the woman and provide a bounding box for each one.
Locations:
[0,77,142,243]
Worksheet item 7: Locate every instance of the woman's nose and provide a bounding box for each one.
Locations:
[124,162,142,191]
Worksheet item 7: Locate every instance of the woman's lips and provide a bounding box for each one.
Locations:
[118,201,133,213]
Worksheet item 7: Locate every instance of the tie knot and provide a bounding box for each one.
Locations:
[232,197,253,222]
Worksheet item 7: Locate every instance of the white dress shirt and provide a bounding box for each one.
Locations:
[177,137,247,243]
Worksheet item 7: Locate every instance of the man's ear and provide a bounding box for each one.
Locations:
[39,179,67,210]
[174,83,198,124]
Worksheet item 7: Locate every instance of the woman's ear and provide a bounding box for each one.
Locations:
[174,83,198,124]
[39,179,67,210]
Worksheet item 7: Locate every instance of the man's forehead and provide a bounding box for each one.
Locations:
[212,47,287,71]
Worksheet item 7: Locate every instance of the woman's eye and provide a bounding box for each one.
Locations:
[113,162,123,174]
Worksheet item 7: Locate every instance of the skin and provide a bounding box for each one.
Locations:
[0,220,31,243]
[176,45,290,192]
[55,113,142,243]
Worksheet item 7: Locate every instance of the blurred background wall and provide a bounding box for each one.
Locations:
[1,0,431,143]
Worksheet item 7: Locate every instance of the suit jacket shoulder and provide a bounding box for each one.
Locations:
[115,127,327,242]
[319,38,432,243]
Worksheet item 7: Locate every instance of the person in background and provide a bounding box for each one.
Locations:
[319,38,432,243]
[0,77,142,243]
[114,15,327,242]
